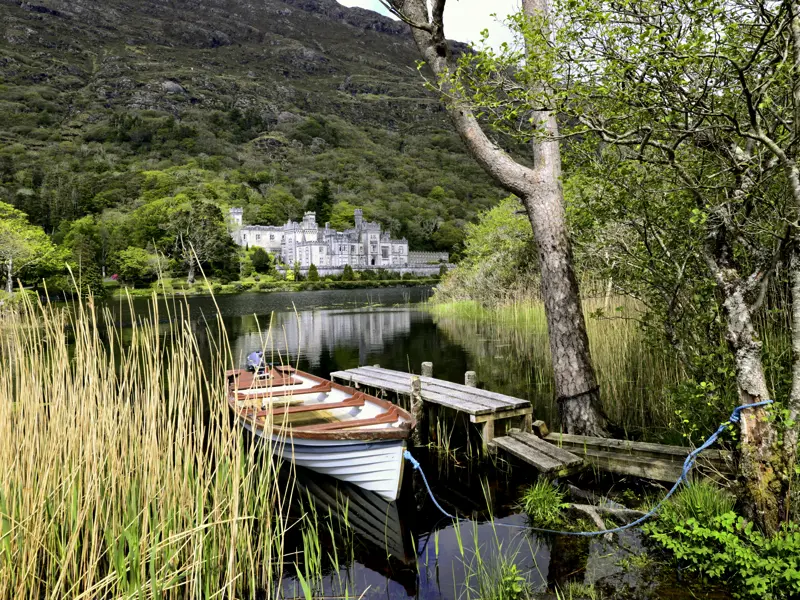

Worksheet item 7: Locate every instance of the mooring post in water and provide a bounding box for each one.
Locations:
[421,361,433,378]
[411,375,425,446]
[465,371,477,387]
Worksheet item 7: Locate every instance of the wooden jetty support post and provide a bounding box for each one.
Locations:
[330,364,533,450]
[464,371,477,387]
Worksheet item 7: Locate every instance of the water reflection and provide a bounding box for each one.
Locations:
[284,465,550,600]
[231,308,416,369]
[108,288,691,598]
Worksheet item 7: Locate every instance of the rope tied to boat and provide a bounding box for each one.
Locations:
[404,399,773,537]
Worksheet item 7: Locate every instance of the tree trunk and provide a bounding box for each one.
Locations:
[5,258,12,295]
[707,252,781,533]
[521,112,606,435]
[783,0,800,512]
[390,0,607,435]
[786,246,800,508]
[187,258,196,285]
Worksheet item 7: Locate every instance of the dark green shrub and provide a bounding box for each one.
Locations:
[307,264,319,282]
[251,247,272,274]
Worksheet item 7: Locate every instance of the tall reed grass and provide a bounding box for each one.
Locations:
[0,294,290,598]
[428,297,684,437]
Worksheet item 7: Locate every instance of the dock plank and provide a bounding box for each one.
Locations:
[491,437,565,473]
[507,431,583,468]
[544,433,728,463]
[358,366,530,409]
[331,369,503,415]
[578,448,683,482]
[355,368,510,411]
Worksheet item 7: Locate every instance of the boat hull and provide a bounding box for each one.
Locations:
[241,420,406,501]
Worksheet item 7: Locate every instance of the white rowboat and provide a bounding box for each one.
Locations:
[227,366,414,501]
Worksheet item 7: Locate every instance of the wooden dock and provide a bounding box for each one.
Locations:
[330,364,731,482]
[330,365,532,444]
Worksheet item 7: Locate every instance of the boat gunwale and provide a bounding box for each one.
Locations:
[227,367,415,441]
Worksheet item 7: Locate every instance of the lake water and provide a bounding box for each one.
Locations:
[107,288,700,599]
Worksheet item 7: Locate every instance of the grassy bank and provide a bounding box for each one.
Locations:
[428,298,684,439]
[0,295,289,598]
[108,277,438,298]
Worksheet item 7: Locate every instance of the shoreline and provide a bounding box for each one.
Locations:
[108,277,438,298]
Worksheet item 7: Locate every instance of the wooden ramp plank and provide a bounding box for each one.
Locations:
[491,437,565,473]
[507,431,583,468]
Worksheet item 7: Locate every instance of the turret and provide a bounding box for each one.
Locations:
[302,211,317,229]
[354,208,363,228]
[229,207,244,227]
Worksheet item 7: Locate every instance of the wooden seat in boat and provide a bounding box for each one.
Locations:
[293,406,401,432]
[234,396,306,410]
[255,394,367,419]
[236,381,332,400]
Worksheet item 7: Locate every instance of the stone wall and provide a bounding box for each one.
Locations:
[276,264,452,278]
[407,251,449,264]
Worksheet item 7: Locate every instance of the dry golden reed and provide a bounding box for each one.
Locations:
[0,293,290,599]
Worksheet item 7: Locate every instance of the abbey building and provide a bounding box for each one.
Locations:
[229,208,410,268]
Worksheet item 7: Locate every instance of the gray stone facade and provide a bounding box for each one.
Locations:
[229,208,410,268]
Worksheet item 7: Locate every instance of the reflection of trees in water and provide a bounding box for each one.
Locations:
[432,314,680,435]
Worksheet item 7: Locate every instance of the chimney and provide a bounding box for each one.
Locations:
[354,209,363,228]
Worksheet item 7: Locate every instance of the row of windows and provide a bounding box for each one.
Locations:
[242,233,278,242]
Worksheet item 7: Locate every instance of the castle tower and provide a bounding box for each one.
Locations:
[229,207,243,228]
[302,211,317,229]
[354,208,363,228]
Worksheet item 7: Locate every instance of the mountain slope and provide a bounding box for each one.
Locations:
[0,0,501,255]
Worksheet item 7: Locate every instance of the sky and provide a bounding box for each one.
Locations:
[336,0,520,49]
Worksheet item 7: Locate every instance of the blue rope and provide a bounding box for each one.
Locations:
[404,399,773,537]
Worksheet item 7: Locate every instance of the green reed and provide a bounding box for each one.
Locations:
[428,297,684,437]
[0,292,290,599]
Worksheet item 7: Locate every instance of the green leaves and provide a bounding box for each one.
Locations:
[645,510,800,599]
[0,201,63,292]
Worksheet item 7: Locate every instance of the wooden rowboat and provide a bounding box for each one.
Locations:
[227,366,414,501]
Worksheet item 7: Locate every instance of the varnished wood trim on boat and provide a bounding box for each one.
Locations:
[236,381,333,400]
[229,368,414,441]
[293,406,400,432]
[227,368,304,390]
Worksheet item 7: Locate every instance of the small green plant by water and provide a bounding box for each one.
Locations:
[520,480,568,527]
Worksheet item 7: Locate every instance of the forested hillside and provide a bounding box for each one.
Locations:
[0,0,502,286]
